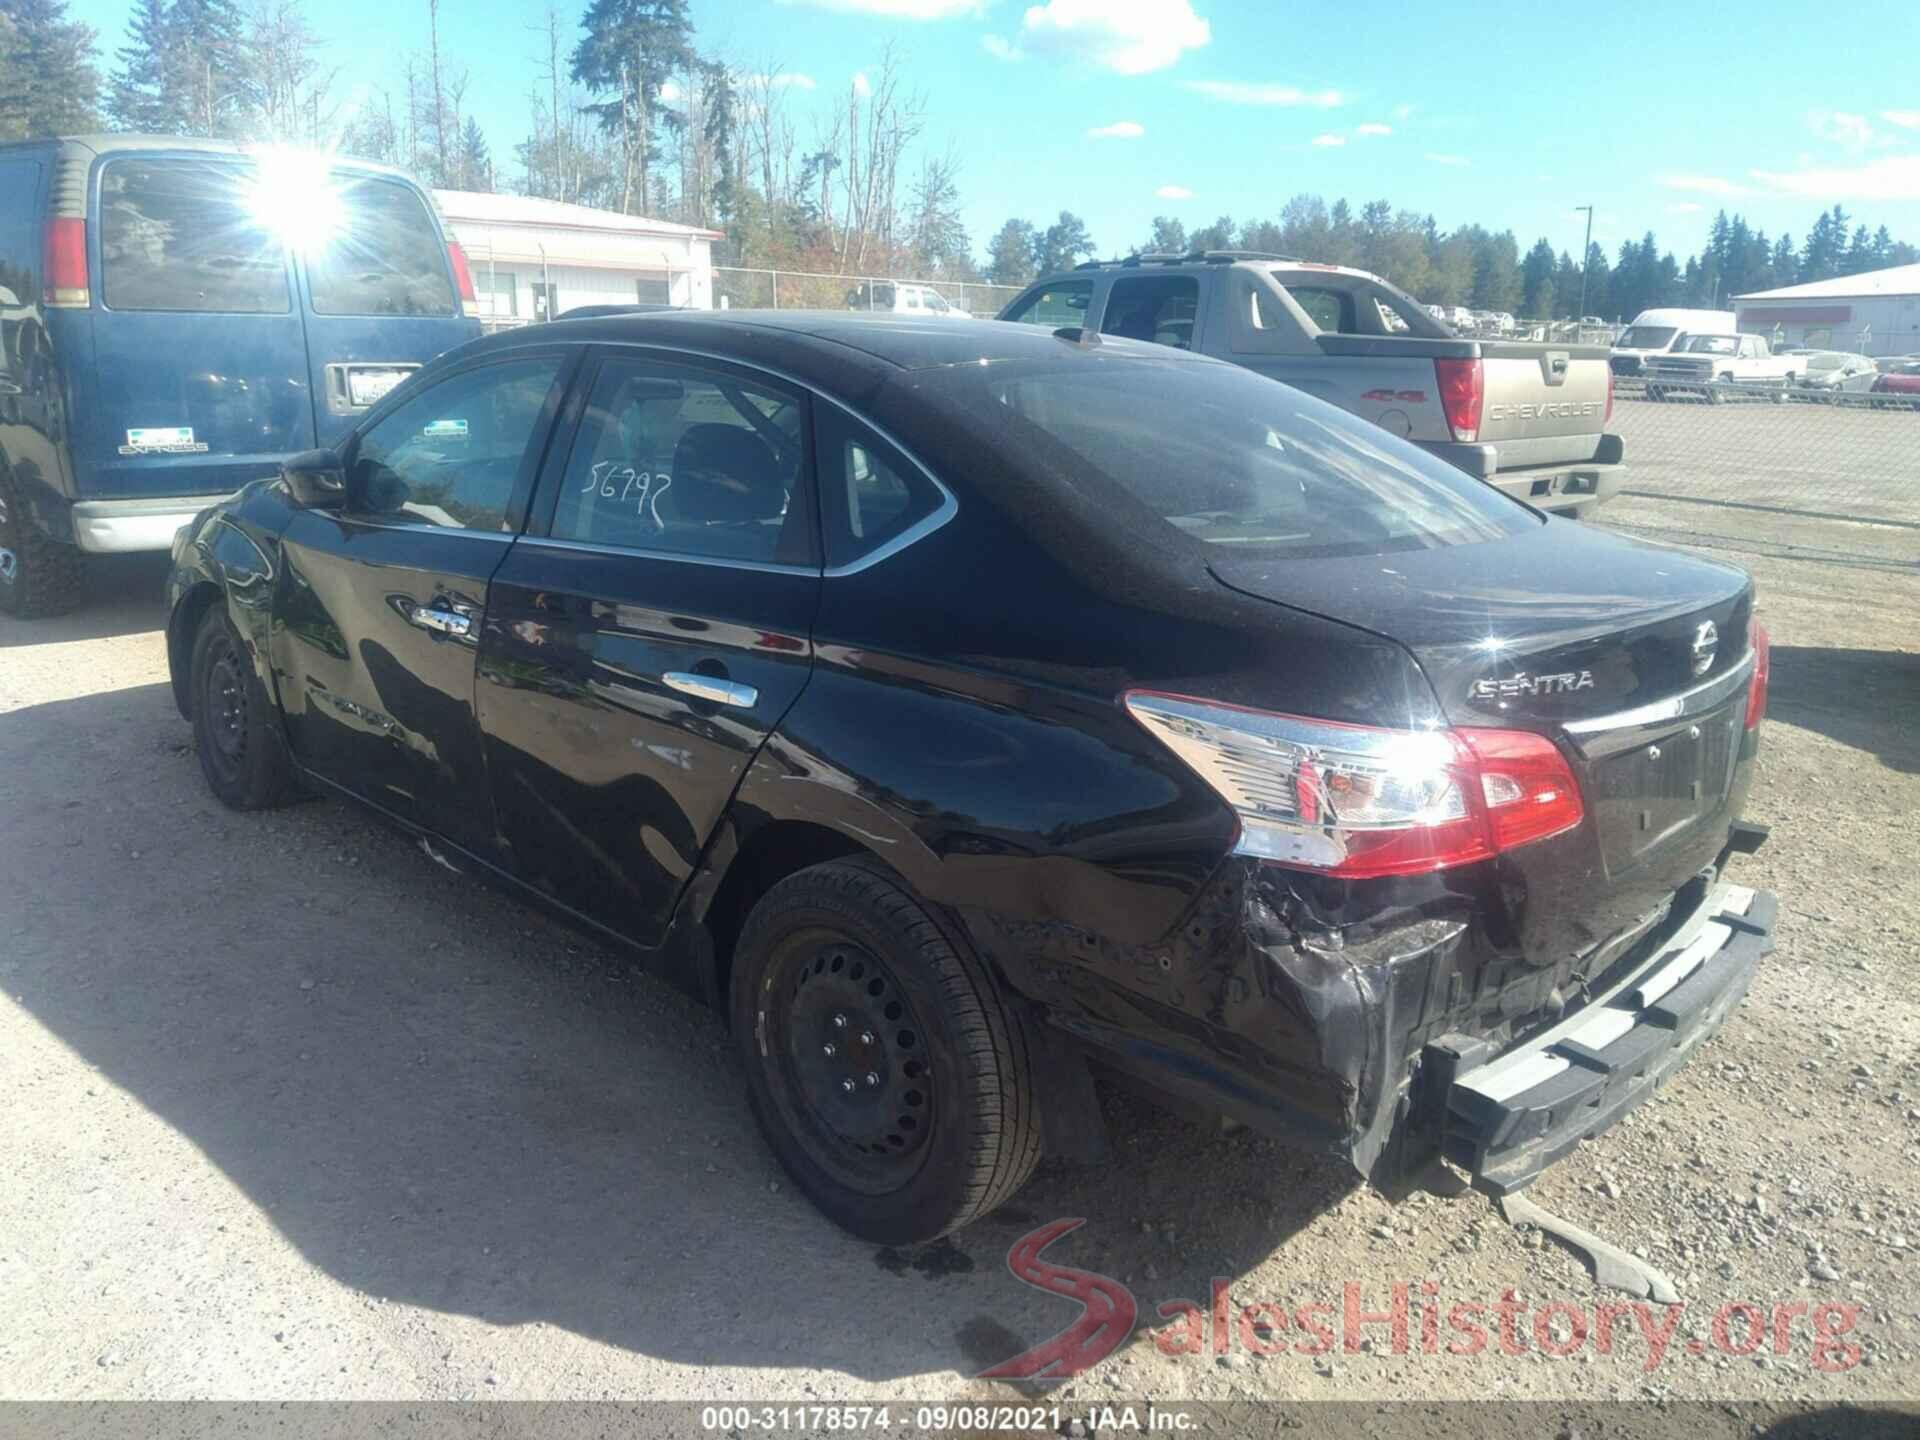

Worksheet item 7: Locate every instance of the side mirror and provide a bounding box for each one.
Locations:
[282,448,346,510]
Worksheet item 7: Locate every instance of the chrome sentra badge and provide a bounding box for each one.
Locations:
[1468,671,1596,702]
[1691,621,1718,676]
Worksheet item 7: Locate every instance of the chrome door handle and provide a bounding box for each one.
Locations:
[663,671,758,708]
[409,604,473,638]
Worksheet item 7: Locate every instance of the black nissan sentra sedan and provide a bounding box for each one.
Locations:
[165,311,1775,1243]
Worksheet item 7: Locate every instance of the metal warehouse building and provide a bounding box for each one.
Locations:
[434,189,720,325]
[1734,263,1920,359]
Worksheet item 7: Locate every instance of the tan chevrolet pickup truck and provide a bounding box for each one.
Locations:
[997,252,1624,517]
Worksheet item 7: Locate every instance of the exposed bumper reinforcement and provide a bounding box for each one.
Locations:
[1445,883,1776,1194]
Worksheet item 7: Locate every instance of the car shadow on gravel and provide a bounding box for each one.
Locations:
[0,680,1352,1386]
[1767,645,1920,775]
[0,553,170,648]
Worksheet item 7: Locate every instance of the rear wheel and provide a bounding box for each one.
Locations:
[731,857,1043,1244]
[189,606,298,810]
[0,475,85,618]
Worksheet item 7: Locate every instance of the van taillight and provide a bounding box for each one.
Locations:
[1433,357,1483,443]
[43,218,89,307]
[446,240,479,316]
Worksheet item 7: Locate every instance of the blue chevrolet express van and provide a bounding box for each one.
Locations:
[0,136,481,616]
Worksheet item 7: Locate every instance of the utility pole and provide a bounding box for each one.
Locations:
[1574,204,1595,320]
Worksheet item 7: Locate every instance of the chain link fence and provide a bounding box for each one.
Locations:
[1602,379,1920,570]
[712,266,1022,318]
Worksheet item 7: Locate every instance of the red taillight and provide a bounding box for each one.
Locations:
[43,218,89,307]
[446,240,477,310]
[1124,693,1583,880]
[1457,727,1585,852]
[1433,357,1484,443]
[1745,620,1770,729]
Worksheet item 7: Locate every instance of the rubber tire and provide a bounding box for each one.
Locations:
[731,856,1043,1245]
[189,605,299,810]
[0,475,85,618]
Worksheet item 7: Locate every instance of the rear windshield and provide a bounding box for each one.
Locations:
[960,359,1532,560]
[99,158,290,314]
[305,174,456,317]
[1616,325,1677,349]
[1681,335,1739,355]
[1807,352,1847,371]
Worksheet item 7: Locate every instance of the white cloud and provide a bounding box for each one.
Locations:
[1155,184,1193,200]
[981,33,1022,60]
[1667,201,1704,215]
[851,71,872,97]
[1020,0,1211,76]
[1883,109,1920,129]
[778,0,983,16]
[659,80,683,103]
[1355,122,1391,136]
[1087,120,1145,140]
[1391,103,1414,121]
[1186,80,1343,107]
[1658,173,1750,196]
[748,72,818,91]
[1809,109,1876,148]
[1751,154,1920,202]
[1424,152,1469,167]
[1311,133,1345,147]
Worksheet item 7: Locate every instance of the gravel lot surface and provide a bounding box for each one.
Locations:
[2,486,1916,1411]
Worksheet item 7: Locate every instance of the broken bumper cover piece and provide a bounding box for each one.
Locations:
[1444,883,1777,1194]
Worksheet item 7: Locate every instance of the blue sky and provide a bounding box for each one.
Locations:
[70,0,1920,262]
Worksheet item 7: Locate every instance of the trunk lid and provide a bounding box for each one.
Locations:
[1211,520,1755,889]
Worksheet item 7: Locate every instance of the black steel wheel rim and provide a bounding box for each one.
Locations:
[204,639,249,775]
[765,930,933,1194]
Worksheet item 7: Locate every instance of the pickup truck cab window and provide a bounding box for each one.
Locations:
[1099,275,1199,350]
[1001,279,1092,328]
[349,355,564,531]
[546,356,812,566]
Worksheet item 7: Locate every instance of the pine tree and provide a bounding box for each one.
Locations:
[106,0,172,131]
[571,0,694,214]
[0,0,101,139]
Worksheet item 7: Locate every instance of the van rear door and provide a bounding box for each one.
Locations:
[295,170,478,447]
[86,153,315,501]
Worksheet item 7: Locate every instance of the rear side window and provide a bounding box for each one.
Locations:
[815,408,945,569]
[306,175,456,317]
[99,159,290,314]
[1100,275,1198,350]
[1002,280,1092,327]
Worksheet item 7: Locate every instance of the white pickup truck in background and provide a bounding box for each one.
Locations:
[1644,331,1801,402]
[997,253,1624,517]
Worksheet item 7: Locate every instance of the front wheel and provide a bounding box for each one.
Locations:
[189,606,299,810]
[731,857,1043,1244]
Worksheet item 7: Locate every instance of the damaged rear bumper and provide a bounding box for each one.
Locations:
[1440,882,1776,1194]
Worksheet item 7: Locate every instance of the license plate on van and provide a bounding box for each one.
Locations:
[346,366,415,407]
